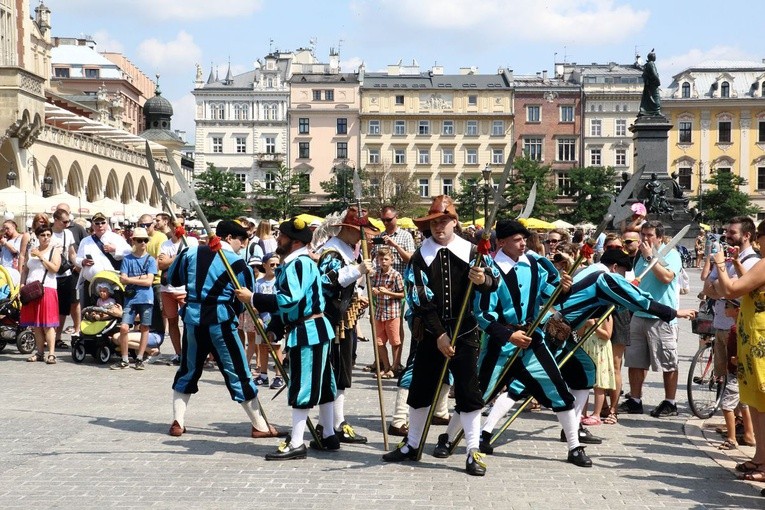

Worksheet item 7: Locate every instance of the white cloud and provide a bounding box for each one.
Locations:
[91,30,124,53]
[170,94,197,145]
[660,46,762,80]
[137,31,202,74]
[340,56,364,73]
[48,0,263,20]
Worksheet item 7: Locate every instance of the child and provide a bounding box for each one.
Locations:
[248,253,283,388]
[111,227,157,371]
[85,283,123,321]
[370,247,404,378]
[718,299,756,450]
[580,315,615,426]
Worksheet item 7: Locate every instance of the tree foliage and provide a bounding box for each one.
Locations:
[251,164,306,220]
[498,156,559,220]
[695,171,760,226]
[194,163,247,220]
[566,166,619,224]
[317,162,357,216]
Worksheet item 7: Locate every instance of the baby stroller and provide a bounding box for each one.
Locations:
[71,270,124,364]
[677,245,693,268]
[0,265,35,354]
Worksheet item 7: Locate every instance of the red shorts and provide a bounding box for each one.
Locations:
[374,317,401,347]
[160,291,186,319]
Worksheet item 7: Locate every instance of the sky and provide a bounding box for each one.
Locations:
[42,0,765,144]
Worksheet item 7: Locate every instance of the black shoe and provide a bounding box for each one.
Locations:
[382,441,417,462]
[465,448,487,476]
[617,397,644,414]
[265,437,307,461]
[479,430,494,455]
[310,433,341,452]
[567,446,592,467]
[432,433,453,458]
[335,421,368,444]
[649,400,678,418]
[560,427,603,445]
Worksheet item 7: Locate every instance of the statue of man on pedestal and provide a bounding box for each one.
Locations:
[636,50,662,117]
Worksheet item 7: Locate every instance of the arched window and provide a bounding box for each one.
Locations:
[721,81,730,98]
[233,103,249,120]
[682,82,691,98]
[210,103,225,120]
[264,103,277,120]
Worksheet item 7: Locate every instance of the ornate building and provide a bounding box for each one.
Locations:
[663,60,765,220]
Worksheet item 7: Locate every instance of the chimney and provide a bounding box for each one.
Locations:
[459,66,478,75]
[542,70,548,80]
[431,65,444,75]
[329,47,339,73]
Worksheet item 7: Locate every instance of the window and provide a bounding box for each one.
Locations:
[368,148,380,164]
[235,173,246,192]
[394,148,406,164]
[466,120,478,136]
[590,148,602,166]
[313,90,322,101]
[298,142,310,159]
[443,178,454,195]
[265,172,275,191]
[590,119,602,136]
[325,89,334,101]
[682,82,691,98]
[526,106,540,122]
[679,167,693,190]
[236,136,247,153]
[757,167,765,190]
[557,138,576,162]
[418,120,430,135]
[417,148,430,164]
[560,105,574,122]
[394,120,406,135]
[721,81,730,98]
[264,103,277,121]
[418,178,429,198]
[395,95,404,105]
[368,120,380,135]
[466,148,478,165]
[492,120,505,136]
[491,148,504,164]
[467,95,478,106]
[442,148,454,164]
[266,77,274,88]
[370,178,380,196]
[297,173,310,193]
[265,136,276,154]
[337,118,348,135]
[298,118,309,134]
[557,172,571,196]
[84,68,99,79]
[615,119,627,137]
[212,136,223,153]
[336,142,348,159]
[679,121,692,143]
[523,138,543,161]
[615,148,627,166]
[211,103,225,120]
[54,67,69,78]
[442,120,454,135]
[718,121,732,143]
[759,121,765,143]
[234,104,249,120]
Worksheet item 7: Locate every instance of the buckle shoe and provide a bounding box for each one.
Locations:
[567,445,592,467]
[309,426,341,451]
[432,433,453,458]
[382,439,417,462]
[465,448,487,476]
[335,421,367,444]
[479,430,494,455]
[265,436,307,461]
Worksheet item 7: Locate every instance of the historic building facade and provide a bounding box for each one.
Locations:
[663,60,765,219]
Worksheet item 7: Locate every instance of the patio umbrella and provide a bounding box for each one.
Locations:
[577,222,597,231]
[397,217,416,229]
[520,217,556,230]
[552,219,575,229]
[45,192,95,217]
[0,186,49,218]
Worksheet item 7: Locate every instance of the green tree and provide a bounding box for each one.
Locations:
[696,170,760,226]
[499,156,558,220]
[194,163,247,220]
[452,177,483,224]
[351,162,420,217]
[251,164,306,220]
[317,162,357,216]
[567,165,619,224]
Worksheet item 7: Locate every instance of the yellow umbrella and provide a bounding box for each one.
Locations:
[699,223,711,231]
[520,217,556,230]
[367,217,384,231]
[397,217,416,229]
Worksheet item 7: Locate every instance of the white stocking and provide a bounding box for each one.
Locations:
[482,393,516,432]
[290,408,309,448]
[172,391,190,427]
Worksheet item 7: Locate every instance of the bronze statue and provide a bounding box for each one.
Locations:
[636,50,662,117]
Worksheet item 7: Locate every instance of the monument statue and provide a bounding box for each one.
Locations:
[644,172,663,214]
[670,171,691,209]
[636,50,662,117]
[195,63,203,82]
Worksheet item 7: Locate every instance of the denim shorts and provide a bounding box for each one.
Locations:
[122,302,153,327]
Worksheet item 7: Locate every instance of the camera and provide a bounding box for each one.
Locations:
[725,245,739,259]
[371,237,385,245]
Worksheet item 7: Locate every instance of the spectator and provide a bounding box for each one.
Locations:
[154,213,171,236]
[138,213,167,335]
[21,224,62,364]
[622,230,641,272]
[601,235,629,424]
[620,202,647,234]
[76,213,131,309]
[695,229,706,268]
[249,252,283,388]
[0,219,24,271]
[544,229,569,259]
[256,220,277,255]
[111,227,157,370]
[579,315,615,426]
[51,208,77,346]
[370,247,404,377]
[54,202,88,248]
[526,231,545,257]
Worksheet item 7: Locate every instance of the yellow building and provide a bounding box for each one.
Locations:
[664,60,765,220]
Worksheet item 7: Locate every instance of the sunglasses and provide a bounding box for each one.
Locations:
[139,222,153,228]
[544,239,560,244]
[133,238,149,243]
[623,239,637,244]
[93,221,106,226]
[59,219,71,225]
[381,217,396,223]
[605,245,623,250]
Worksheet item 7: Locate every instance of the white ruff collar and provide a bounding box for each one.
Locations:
[323,236,354,263]
[494,250,529,274]
[420,235,472,266]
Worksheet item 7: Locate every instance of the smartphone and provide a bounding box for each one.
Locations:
[85,254,93,260]
[371,237,385,245]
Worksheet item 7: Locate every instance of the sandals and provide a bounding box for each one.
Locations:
[718,439,738,451]
[375,370,395,379]
[735,461,762,473]
[581,415,602,426]
[46,355,57,365]
[27,352,44,362]
[738,470,765,482]
[603,413,618,425]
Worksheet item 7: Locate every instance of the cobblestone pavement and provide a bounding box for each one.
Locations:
[1,267,763,509]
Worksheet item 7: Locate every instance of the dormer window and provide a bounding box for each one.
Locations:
[721,81,730,98]
[681,82,691,98]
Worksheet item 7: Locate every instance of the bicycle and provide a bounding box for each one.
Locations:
[687,310,726,419]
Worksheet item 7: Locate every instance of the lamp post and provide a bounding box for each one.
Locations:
[697,160,704,221]
[41,175,53,198]
[468,180,477,226]
[482,164,492,223]
[7,168,17,187]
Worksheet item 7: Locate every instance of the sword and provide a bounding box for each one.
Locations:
[414,142,517,461]
[165,151,323,447]
[353,168,389,450]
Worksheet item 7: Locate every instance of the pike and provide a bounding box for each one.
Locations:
[414,142,517,461]
[145,143,187,248]
[353,168,389,450]
[481,164,646,405]
[164,150,323,447]
[488,223,691,446]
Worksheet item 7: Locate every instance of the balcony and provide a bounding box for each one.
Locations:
[256,152,285,166]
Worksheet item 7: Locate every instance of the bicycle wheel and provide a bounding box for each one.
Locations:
[687,342,726,419]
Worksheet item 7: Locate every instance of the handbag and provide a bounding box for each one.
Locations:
[20,249,53,305]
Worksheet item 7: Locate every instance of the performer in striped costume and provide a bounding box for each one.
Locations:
[167,220,280,440]
[237,217,338,460]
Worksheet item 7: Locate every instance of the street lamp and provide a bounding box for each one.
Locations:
[697,160,704,221]
[481,164,492,222]
[468,180,478,226]
[7,167,17,187]
[41,175,53,197]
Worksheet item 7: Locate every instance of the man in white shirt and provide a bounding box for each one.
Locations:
[75,212,131,308]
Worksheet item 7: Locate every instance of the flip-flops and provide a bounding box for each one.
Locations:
[717,439,737,451]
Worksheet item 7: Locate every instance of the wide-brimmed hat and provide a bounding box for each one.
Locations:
[495,219,531,240]
[279,216,313,244]
[339,206,379,234]
[413,195,459,230]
